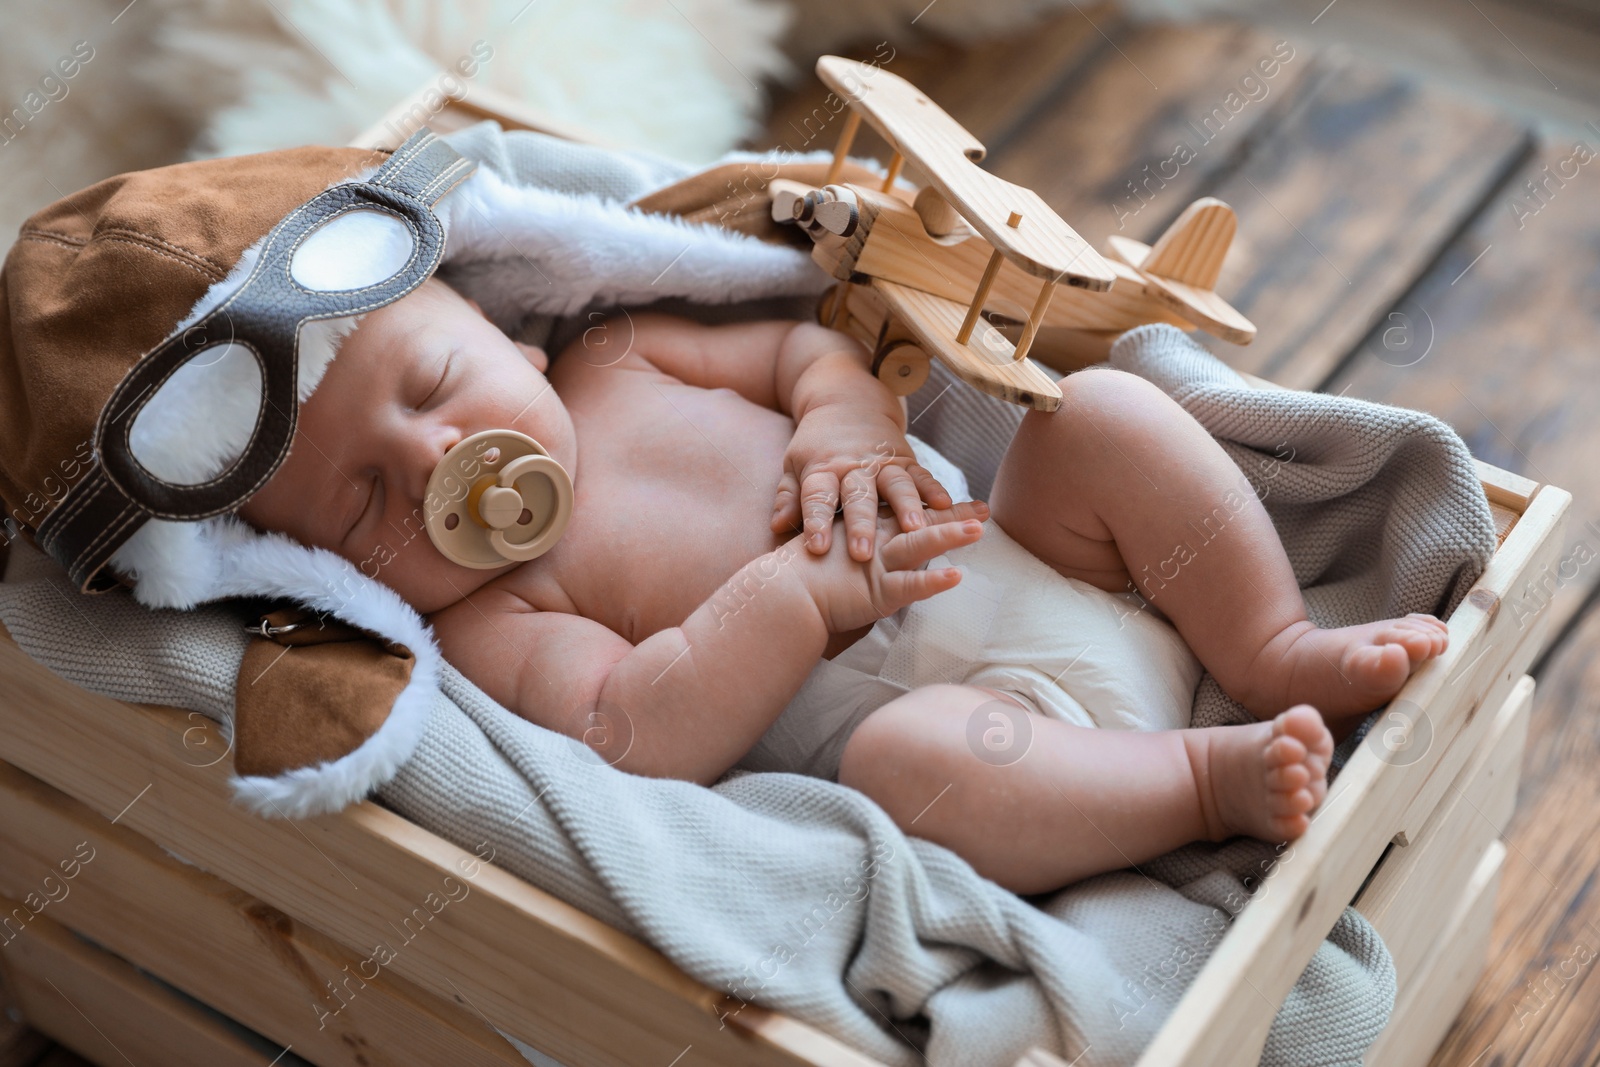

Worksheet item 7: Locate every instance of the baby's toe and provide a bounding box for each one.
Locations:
[1269,811,1312,840]
[1265,734,1308,771]
[1276,705,1330,750]
[1406,614,1450,656]
[1380,617,1449,663]
[1345,642,1413,693]
[1278,787,1317,816]
[1266,762,1311,792]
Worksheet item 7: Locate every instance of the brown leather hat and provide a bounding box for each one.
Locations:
[0,131,482,819]
[0,132,477,597]
[1,145,381,551]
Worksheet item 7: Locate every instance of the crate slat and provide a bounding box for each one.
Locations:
[0,761,527,1067]
[0,902,268,1067]
[1355,674,1531,988]
[1363,841,1507,1067]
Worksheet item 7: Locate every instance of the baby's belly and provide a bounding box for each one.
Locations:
[605,503,794,639]
[518,431,796,640]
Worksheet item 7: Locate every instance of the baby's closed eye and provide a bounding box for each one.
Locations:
[411,347,454,411]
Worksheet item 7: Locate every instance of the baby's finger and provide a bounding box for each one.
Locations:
[922,499,990,526]
[799,469,840,552]
[879,564,962,608]
[879,518,982,572]
[907,463,954,510]
[770,470,801,534]
[878,465,926,531]
[840,467,880,562]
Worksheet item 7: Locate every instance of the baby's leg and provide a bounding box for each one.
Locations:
[837,685,1332,895]
[988,368,1447,721]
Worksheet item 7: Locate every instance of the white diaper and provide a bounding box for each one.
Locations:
[735,517,1203,781]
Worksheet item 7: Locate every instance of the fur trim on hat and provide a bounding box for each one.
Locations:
[433,164,828,326]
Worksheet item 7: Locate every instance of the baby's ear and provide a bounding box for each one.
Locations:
[515,340,550,373]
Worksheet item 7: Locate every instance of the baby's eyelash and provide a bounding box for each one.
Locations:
[415,350,453,410]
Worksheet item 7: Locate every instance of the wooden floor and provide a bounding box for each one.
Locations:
[759,7,1600,1066]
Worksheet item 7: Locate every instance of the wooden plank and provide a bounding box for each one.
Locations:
[0,760,526,1067]
[814,56,1115,289]
[989,22,1317,248]
[1424,601,1600,1065]
[1355,675,1530,989]
[1217,0,1600,134]
[0,901,267,1067]
[34,1051,94,1067]
[755,7,1117,162]
[1326,139,1600,639]
[0,971,50,1067]
[1365,841,1506,1067]
[1193,56,1530,389]
[0,630,886,1067]
[1132,484,1570,1066]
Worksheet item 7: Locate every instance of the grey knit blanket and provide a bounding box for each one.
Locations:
[0,126,1497,1067]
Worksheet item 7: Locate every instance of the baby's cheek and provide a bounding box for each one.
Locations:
[354,538,400,582]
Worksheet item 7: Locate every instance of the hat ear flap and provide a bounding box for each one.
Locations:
[232,605,423,817]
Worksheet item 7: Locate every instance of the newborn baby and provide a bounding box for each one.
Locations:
[242,277,1448,895]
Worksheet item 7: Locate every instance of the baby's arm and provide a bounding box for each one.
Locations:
[619,312,884,418]
[626,313,953,557]
[430,518,977,785]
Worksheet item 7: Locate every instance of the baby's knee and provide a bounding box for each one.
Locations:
[1055,366,1170,420]
[1028,369,1190,472]
[838,685,1003,794]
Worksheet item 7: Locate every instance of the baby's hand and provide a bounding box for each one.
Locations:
[790,514,983,635]
[772,405,954,561]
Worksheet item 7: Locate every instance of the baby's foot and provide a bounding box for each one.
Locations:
[1188,706,1334,844]
[1243,614,1449,721]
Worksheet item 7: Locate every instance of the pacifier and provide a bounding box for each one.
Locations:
[423,429,574,569]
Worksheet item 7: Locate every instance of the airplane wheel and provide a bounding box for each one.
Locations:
[873,340,930,396]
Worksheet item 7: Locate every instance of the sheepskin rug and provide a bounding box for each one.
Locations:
[1,0,1090,260]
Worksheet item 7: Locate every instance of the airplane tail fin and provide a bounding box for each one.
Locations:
[1141,197,1236,289]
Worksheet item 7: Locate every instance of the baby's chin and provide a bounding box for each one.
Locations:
[364,552,509,618]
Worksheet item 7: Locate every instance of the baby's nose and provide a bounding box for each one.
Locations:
[397,426,461,502]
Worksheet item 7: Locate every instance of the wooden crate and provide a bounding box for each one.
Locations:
[0,85,1572,1067]
[0,434,1567,1067]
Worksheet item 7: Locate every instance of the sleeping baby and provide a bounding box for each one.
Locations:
[240,276,1448,896]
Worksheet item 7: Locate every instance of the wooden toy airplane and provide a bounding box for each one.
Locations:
[772,56,1257,412]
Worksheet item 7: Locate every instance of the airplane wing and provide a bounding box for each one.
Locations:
[817,56,1117,293]
[873,278,1064,411]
